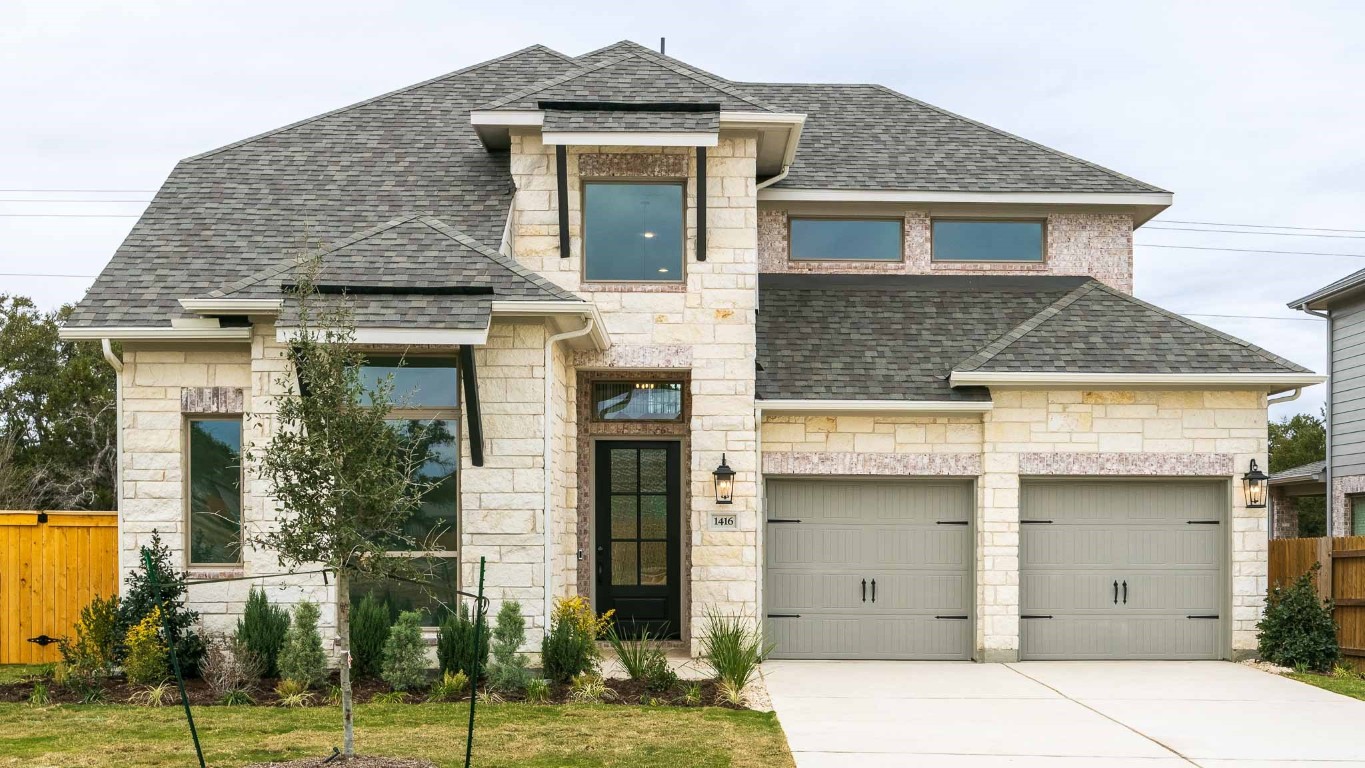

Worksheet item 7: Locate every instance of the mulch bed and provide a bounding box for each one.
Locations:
[0,671,732,708]
[246,758,436,767]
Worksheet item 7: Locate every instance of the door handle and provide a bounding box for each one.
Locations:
[871,578,877,603]
[861,578,867,603]
[1113,580,1118,605]
[1122,580,1128,604]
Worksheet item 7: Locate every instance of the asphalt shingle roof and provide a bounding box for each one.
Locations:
[541,108,720,133]
[1270,460,1327,483]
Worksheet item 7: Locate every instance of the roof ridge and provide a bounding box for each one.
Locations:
[1086,282,1311,373]
[865,83,1169,194]
[954,281,1101,372]
[617,47,782,113]
[184,44,569,163]
[414,216,581,301]
[476,54,631,111]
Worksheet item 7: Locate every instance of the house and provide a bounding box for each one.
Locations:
[1277,273,1365,539]
[61,41,1322,663]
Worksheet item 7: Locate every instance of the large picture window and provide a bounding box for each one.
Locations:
[359,356,460,625]
[188,419,243,566]
[931,219,1045,262]
[789,217,902,262]
[583,182,684,282]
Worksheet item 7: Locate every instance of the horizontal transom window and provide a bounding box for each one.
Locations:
[789,217,902,262]
[592,381,683,422]
[583,182,684,282]
[932,219,1044,262]
[359,356,459,408]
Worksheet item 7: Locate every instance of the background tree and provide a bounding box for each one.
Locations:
[0,295,115,509]
[248,263,442,758]
[1269,408,1328,537]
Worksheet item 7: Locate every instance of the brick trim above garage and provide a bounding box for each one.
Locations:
[763,451,982,476]
[1018,452,1234,476]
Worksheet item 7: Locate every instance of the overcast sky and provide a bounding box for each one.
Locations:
[3,1,1361,420]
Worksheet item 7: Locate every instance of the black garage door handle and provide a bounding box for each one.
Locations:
[861,578,866,602]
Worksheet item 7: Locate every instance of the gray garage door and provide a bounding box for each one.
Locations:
[1020,480,1225,660]
[765,479,972,660]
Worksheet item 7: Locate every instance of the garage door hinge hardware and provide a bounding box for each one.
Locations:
[767,518,802,524]
[1186,614,1219,619]
[1021,615,1053,619]
[935,520,968,525]
[1186,520,1220,525]
[934,615,969,620]
[767,614,801,618]
[1021,520,1052,524]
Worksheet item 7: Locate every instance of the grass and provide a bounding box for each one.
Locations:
[0,666,48,685]
[0,701,793,767]
[1288,670,1365,701]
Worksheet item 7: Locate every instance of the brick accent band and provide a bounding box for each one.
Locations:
[181,386,245,414]
[763,451,982,477]
[577,153,688,178]
[1018,452,1234,476]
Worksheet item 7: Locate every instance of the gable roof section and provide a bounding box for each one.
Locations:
[1289,266,1365,311]
[757,274,1084,401]
[741,82,1166,194]
[541,108,720,133]
[954,281,1310,374]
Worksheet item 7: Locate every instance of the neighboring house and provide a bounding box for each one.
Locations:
[1283,273,1365,538]
[61,41,1322,663]
[1268,460,1327,538]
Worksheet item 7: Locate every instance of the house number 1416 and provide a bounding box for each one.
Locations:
[709,513,738,531]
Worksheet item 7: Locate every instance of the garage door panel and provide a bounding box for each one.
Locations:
[1123,573,1219,611]
[870,527,970,568]
[767,480,971,525]
[768,616,860,659]
[1022,481,1225,525]
[870,573,971,612]
[867,616,970,659]
[1126,528,1221,568]
[766,571,865,612]
[1022,572,1119,612]
[1021,527,1120,568]
[1021,617,1126,660]
[767,526,860,566]
[1126,616,1220,659]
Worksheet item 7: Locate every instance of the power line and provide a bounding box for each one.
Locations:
[1146,225,1365,240]
[1136,243,1365,258]
[1156,218,1365,235]
[0,188,156,194]
[0,198,151,203]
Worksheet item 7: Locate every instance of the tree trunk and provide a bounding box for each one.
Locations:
[336,570,355,758]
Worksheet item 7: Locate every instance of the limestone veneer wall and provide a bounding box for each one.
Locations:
[757,210,1134,293]
[509,133,761,646]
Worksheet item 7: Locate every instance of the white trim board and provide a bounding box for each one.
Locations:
[179,298,283,314]
[59,326,252,342]
[541,131,718,147]
[948,371,1326,393]
[759,188,1173,207]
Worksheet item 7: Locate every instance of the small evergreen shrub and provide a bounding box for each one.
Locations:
[274,678,314,707]
[425,670,468,702]
[541,596,610,684]
[350,592,391,679]
[278,601,328,688]
[235,587,289,678]
[437,602,488,679]
[123,608,169,685]
[1258,562,1339,672]
[382,611,429,691]
[60,594,121,679]
[117,533,205,675]
[487,600,532,693]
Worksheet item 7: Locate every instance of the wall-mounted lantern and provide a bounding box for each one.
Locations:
[1243,459,1269,508]
[713,454,736,505]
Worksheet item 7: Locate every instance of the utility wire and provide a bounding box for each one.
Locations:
[0,198,151,203]
[0,188,156,193]
[1146,225,1365,240]
[0,213,140,218]
[1136,243,1365,258]
[1156,219,1365,234]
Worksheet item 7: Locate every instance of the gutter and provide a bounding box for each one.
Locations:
[947,371,1326,392]
[755,165,790,191]
[756,398,992,414]
[1267,388,1302,406]
[542,315,595,638]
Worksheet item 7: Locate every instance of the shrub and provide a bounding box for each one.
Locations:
[350,592,391,679]
[220,688,255,706]
[274,678,315,707]
[524,677,550,704]
[278,601,328,688]
[700,610,772,707]
[437,602,488,679]
[201,632,262,699]
[128,682,172,707]
[371,691,408,704]
[235,588,289,679]
[117,532,205,675]
[27,682,49,708]
[682,682,702,706]
[487,601,532,693]
[1259,562,1339,672]
[382,611,428,691]
[123,608,169,685]
[426,670,469,702]
[606,624,677,691]
[60,594,120,678]
[567,672,616,703]
[541,596,611,684]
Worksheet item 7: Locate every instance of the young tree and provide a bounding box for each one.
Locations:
[1269,408,1326,473]
[249,263,442,757]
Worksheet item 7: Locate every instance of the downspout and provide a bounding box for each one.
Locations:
[755,165,790,191]
[1267,388,1301,406]
[543,315,595,637]
[101,340,124,574]
[1303,308,1333,538]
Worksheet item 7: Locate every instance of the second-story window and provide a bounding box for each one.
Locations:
[932,219,1045,262]
[789,217,903,261]
[583,182,684,282]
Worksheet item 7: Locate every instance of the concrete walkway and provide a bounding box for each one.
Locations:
[762,660,1365,767]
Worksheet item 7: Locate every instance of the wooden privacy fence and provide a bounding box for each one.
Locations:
[0,511,118,664]
[1269,535,1365,669]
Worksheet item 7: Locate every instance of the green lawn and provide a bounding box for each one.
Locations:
[0,666,47,685]
[1288,671,1365,701]
[0,701,793,768]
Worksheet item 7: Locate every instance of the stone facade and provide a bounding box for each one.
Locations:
[758,209,1134,293]
[758,389,1269,660]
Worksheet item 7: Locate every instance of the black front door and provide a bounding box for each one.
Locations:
[595,440,681,639]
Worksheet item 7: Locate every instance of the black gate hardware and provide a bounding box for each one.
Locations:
[861,578,867,602]
[1021,520,1053,524]
[1122,580,1128,604]
[767,614,801,618]
[27,634,60,646]
[1113,580,1118,605]
[768,518,802,524]
[36,511,48,523]
[936,520,969,525]
[934,615,969,620]
[1186,615,1219,619]
[871,578,876,603]
[1186,520,1220,525]
[1021,615,1054,619]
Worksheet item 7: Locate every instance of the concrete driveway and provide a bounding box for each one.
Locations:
[762,660,1365,767]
